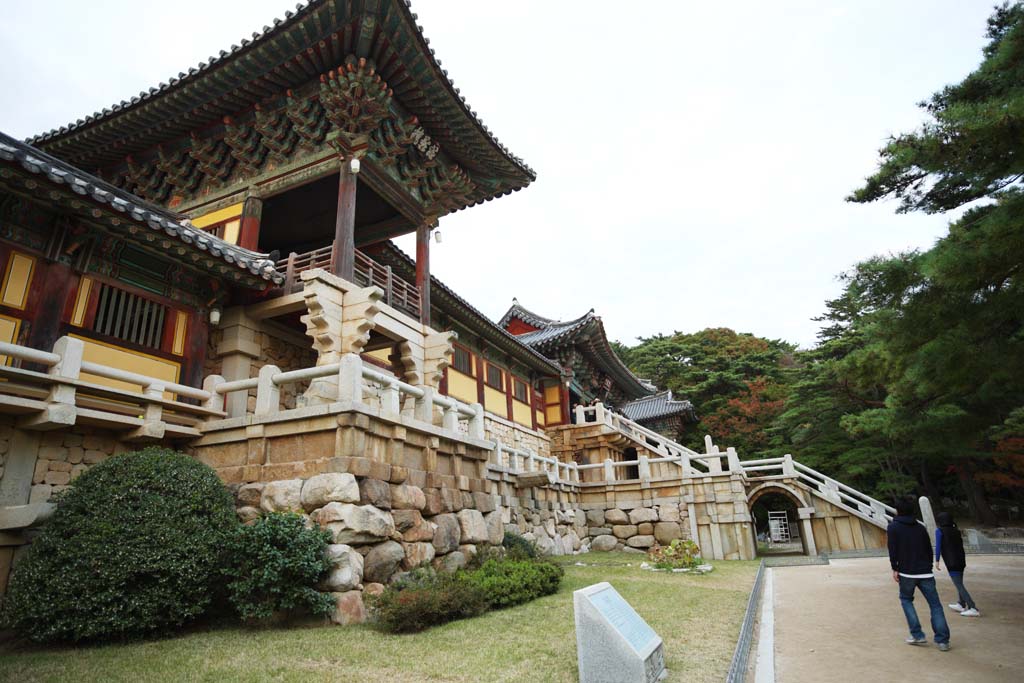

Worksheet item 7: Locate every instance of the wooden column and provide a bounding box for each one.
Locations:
[333,160,357,281]
[415,223,431,325]
[238,196,263,251]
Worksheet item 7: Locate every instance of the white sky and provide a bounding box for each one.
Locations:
[0,1,995,348]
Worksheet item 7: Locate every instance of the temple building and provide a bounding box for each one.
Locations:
[0,0,894,597]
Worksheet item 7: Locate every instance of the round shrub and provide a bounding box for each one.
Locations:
[502,531,537,560]
[367,567,488,633]
[1,448,237,643]
[221,512,334,621]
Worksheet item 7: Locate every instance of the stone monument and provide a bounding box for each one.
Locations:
[574,582,667,683]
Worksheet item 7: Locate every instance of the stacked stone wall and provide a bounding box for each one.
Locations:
[483,415,551,459]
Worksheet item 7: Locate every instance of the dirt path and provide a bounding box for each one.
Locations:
[771,556,1024,682]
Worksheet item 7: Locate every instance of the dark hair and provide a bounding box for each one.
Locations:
[936,511,955,528]
[895,496,916,517]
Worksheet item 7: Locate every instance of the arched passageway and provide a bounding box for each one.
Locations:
[750,490,807,556]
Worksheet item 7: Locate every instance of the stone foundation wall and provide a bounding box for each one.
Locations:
[483,415,551,459]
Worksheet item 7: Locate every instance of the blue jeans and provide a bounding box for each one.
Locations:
[899,576,950,644]
[949,571,976,610]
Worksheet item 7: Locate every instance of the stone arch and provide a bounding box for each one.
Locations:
[747,482,811,556]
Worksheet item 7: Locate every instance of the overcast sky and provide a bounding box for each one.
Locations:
[0,1,996,348]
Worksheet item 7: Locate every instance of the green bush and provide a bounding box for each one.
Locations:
[367,567,488,633]
[221,512,334,621]
[0,448,237,643]
[647,539,703,570]
[465,558,563,609]
[502,531,537,560]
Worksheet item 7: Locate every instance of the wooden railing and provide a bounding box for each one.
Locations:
[274,245,421,320]
[0,337,224,439]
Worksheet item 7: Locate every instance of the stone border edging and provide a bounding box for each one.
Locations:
[726,559,766,683]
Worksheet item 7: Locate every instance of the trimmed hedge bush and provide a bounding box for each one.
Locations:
[465,558,563,609]
[221,512,334,621]
[367,567,488,633]
[1,448,237,643]
[367,556,564,633]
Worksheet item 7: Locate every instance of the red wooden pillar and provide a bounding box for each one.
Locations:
[415,223,431,325]
[238,196,263,251]
[333,160,357,281]
[504,369,514,422]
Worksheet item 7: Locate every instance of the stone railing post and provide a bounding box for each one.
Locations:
[129,382,166,440]
[782,453,796,477]
[727,447,742,473]
[254,364,281,416]
[338,353,363,403]
[381,380,401,416]
[202,375,226,413]
[679,452,691,477]
[469,403,485,439]
[29,335,83,427]
[574,404,587,424]
[415,386,435,424]
[442,403,459,432]
[638,455,651,482]
[604,458,615,482]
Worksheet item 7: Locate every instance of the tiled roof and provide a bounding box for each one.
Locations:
[29,0,534,207]
[0,131,282,286]
[621,390,697,423]
[500,300,653,400]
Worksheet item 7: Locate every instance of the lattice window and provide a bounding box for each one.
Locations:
[453,345,473,375]
[513,378,528,403]
[485,363,504,390]
[91,283,167,350]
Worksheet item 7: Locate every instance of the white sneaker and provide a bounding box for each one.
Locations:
[948,603,965,611]
[960,608,980,617]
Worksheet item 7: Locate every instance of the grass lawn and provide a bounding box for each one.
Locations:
[0,554,758,683]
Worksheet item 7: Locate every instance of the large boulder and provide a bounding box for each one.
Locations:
[433,550,466,573]
[329,590,367,625]
[484,510,504,546]
[628,508,658,525]
[422,488,444,516]
[393,509,434,542]
[612,525,638,539]
[358,478,392,510]
[401,541,436,570]
[591,535,618,552]
[301,473,359,511]
[656,504,681,523]
[654,521,682,545]
[431,513,462,554]
[457,509,489,544]
[626,535,656,549]
[236,482,264,508]
[585,509,606,526]
[439,488,463,513]
[260,479,303,513]
[472,491,497,513]
[605,508,629,525]
[321,544,363,592]
[364,540,405,584]
[390,484,426,511]
[535,535,556,556]
[314,503,395,544]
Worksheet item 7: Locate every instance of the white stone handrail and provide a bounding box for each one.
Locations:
[0,337,223,438]
[491,442,579,484]
[206,353,486,440]
[738,455,895,523]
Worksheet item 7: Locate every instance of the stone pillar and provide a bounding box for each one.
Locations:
[798,507,817,556]
[216,308,262,417]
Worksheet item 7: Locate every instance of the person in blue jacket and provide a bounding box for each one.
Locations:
[935,511,981,617]
[887,496,951,650]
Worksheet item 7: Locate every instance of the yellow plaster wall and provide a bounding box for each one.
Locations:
[512,399,532,427]
[484,386,506,417]
[73,336,180,394]
[0,315,21,365]
[546,405,562,424]
[447,369,477,405]
[366,348,391,363]
[536,409,545,427]
[71,277,93,326]
[544,385,560,404]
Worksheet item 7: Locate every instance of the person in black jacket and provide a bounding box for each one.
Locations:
[887,497,951,650]
[935,511,980,617]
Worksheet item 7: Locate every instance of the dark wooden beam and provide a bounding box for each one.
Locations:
[333,159,357,281]
[238,195,263,251]
[415,222,431,325]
